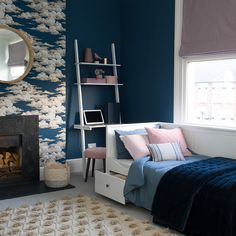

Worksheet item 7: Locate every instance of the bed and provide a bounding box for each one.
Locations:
[106,122,236,176]
[105,122,236,235]
[124,155,236,236]
[123,154,209,210]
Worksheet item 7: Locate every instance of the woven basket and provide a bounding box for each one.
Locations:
[44,161,70,188]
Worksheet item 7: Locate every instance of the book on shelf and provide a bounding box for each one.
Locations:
[81,78,106,83]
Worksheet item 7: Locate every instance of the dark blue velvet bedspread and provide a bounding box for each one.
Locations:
[124,155,208,210]
[152,157,236,236]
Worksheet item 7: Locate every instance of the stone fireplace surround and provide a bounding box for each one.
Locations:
[0,115,39,187]
[0,115,74,200]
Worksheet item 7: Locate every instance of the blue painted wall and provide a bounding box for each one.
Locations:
[66,0,121,159]
[66,0,175,159]
[120,0,175,123]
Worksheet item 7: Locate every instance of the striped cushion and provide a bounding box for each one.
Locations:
[147,142,185,162]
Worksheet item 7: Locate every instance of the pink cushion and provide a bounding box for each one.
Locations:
[84,147,106,159]
[120,134,149,160]
[145,127,192,156]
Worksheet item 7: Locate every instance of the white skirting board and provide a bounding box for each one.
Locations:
[40,158,103,180]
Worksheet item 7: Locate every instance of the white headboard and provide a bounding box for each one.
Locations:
[106,122,236,174]
[106,122,158,159]
[106,122,160,175]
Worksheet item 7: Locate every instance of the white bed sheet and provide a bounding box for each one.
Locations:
[117,159,133,169]
[107,158,133,176]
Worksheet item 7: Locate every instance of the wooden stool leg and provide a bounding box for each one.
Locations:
[92,159,95,177]
[85,158,91,182]
[103,159,106,173]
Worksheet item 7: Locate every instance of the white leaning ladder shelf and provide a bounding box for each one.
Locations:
[74,39,121,178]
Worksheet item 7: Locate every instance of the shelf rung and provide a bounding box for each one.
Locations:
[74,124,106,130]
[77,62,121,67]
[74,83,123,86]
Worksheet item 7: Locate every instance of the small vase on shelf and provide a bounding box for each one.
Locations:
[84,48,93,63]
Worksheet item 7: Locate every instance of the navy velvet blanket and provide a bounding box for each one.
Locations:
[152,157,236,236]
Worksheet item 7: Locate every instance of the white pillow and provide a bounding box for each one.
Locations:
[147,142,185,162]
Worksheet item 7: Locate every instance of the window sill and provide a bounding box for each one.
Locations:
[174,121,236,133]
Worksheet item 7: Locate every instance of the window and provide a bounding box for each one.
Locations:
[174,0,236,128]
[186,59,236,127]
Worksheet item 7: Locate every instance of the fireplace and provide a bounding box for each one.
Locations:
[0,115,39,187]
[0,135,22,179]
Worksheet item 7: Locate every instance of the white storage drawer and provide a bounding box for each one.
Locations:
[95,170,126,204]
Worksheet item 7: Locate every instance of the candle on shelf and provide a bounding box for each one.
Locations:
[104,58,108,64]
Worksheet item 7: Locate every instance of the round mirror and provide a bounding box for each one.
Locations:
[0,25,34,84]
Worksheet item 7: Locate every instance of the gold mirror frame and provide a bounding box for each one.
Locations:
[0,25,34,84]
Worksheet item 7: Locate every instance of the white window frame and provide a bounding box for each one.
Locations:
[174,0,185,124]
[174,0,236,129]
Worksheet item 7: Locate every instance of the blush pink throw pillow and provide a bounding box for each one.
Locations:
[145,127,192,156]
[120,134,150,160]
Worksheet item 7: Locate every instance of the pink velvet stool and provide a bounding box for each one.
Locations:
[84,147,106,182]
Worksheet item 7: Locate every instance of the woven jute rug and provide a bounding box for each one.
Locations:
[0,195,180,236]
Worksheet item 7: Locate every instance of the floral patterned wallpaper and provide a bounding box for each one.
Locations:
[0,0,66,165]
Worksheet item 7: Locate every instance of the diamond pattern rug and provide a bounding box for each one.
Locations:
[0,195,180,236]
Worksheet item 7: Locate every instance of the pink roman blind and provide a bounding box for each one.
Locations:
[179,0,236,57]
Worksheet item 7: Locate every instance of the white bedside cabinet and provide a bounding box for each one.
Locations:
[95,170,126,204]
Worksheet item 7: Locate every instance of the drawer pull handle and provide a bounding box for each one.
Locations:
[106,184,109,188]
